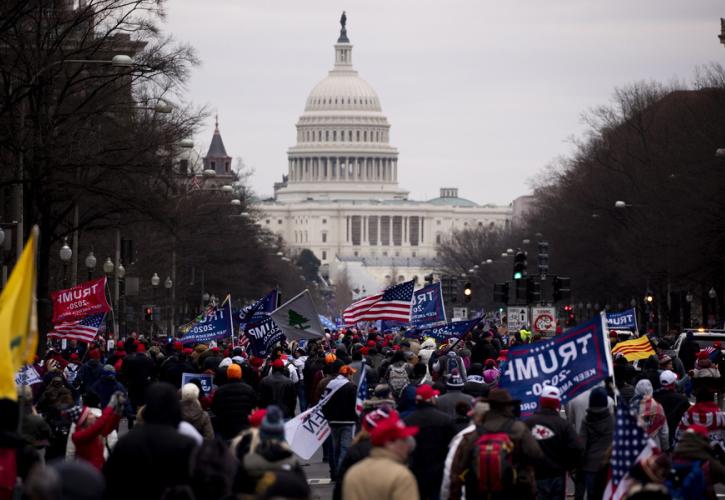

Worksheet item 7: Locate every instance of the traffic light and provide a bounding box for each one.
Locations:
[493,283,509,304]
[463,282,472,303]
[144,306,153,321]
[526,277,541,305]
[644,290,654,304]
[513,249,527,280]
[564,304,576,326]
[537,241,549,278]
[553,276,571,302]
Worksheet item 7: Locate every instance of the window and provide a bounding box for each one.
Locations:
[436,234,441,244]
[394,251,399,257]
[409,216,420,246]
[326,131,329,141]
[322,251,327,260]
[322,232,327,243]
[354,251,359,257]
[225,162,230,173]
[351,216,361,246]
[436,220,441,225]
[368,216,378,245]
[210,161,216,170]
[265,219,270,224]
[179,159,188,174]
[412,251,416,257]
[380,216,390,246]
[383,251,388,257]
[322,218,327,224]
[398,275,405,282]
[333,130,337,141]
[278,219,282,225]
[348,130,352,141]
[392,216,402,246]
[356,130,360,141]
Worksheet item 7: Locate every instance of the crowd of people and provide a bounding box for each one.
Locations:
[2,325,725,500]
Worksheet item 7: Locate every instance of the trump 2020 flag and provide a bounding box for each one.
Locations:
[498,314,613,417]
[410,282,446,328]
[606,308,638,331]
[241,291,284,357]
[410,318,481,343]
[180,295,234,344]
[270,290,324,340]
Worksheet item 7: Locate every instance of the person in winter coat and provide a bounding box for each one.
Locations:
[17,385,51,458]
[524,386,583,500]
[180,383,214,440]
[581,387,614,500]
[383,350,413,400]
[342,413,419,500]
[634,355,662,391]
[89,365,127,407]
[435,370,472,418]
[259,359,297,419]
[653,370,689,448]
[321,362,358,481]
[403,385,456,499]
[333,406,394,500]
[0,399,41,499]
[118,342,155,415]
[71,391,124,469]
[672,424,725,486]
[462,362,489,399]
[471,330,499,365]
[236,405,307,495]
[679,331,700,371]
[631,379,669,450]
[449,388,545,499]
[211,363,258,442]
[103,382,198,500]
[676,386,725,451]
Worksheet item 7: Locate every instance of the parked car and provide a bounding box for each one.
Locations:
[672,329,725,358]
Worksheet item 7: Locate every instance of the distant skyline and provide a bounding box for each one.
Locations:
[164,1,724,205]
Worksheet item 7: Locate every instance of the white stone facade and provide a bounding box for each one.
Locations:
[259,20,513,289]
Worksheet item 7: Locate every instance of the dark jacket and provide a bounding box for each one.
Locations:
[580,407,614,472]
[404,403,456,498]
[653,388,690,446]
[471,341,498,365]
[259,371,297,419]
[673,430,725,484]
[211,380,257,440]
[119,353,155,406]
[77,360,104,393]
[449,407,545,499]
[462,379,489,399]
[435,390,472,418]
[321,378,357,424]
[104,424,197,500]
[524,407,583,478]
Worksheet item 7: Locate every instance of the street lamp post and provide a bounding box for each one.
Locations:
[84,250,96,281]
[151,273,160,337]
[709,287,718,328]
[685,291,694,328]
[116,263,125,337]
[59,238,72,288]
[164,276,173,335]
[103,257,114,337]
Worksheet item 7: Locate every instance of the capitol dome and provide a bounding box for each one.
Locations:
[275,15,408,203]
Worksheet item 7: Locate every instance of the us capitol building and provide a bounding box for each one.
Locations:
[256,14,517,293]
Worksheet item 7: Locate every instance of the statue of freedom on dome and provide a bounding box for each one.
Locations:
[340,11,347,29]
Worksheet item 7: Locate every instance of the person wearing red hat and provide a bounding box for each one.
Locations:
[342,413,419,500]
[402,385,455,499]
[71,391,126,469]
[671,424,725,490]
[259,358,297,419]
[523,385,582,499]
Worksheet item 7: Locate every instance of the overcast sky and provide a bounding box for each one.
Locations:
[164,0,724,205]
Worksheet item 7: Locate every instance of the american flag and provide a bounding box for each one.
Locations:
[604,398,656,500]
[356,361,368,416]
[342,280,414,324]
[48,313,105,343]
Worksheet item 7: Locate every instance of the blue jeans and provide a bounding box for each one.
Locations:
[536,475,565,500]
[297,383,308,412]
[329,424,353,480]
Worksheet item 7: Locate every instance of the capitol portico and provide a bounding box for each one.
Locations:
[259,14,514,291]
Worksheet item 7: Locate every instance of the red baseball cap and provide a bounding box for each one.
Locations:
[271,359,285,369]
[362,406,397,432]
[415,385,440,402]
[370,415,419,446]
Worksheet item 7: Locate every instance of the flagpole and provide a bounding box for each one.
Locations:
[226,294,234,347]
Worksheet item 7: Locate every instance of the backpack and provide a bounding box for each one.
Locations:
[666,459,709,500]
[469,420,516,494]
[388,364,409,399]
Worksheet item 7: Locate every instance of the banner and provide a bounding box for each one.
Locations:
[498,315,612,417]
[410,283,446,328]
[181,372,214,395]
[15,365,42,387]
[51,277,111,324]
[241,291,283,357]
[270,290,325,340]
[319,315,337,331]
[606,308,638,331]
[180,296,234,344]
[411,318,481,343]
[285,375,348,459]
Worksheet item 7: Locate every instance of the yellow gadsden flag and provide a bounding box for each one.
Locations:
[611,335,655,362]
[0,227,39,400]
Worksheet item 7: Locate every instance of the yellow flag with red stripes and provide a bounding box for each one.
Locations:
[611,335,655,362]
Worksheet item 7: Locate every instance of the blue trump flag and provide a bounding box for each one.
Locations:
[606,308,638,330]
[410,283,447,328]
[498,314,613,417]
[319,315,337,331]
[241,291,284,357]
[180,296,234,344]
[411,318,481,343]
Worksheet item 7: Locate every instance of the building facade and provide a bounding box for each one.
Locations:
[259,16,513,290]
